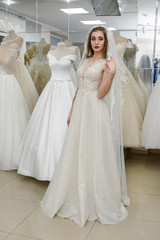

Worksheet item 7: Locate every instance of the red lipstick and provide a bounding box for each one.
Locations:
[94,46,99,49]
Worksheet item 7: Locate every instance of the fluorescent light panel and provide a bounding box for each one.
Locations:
[60,8,88,14]
[81,20,106,25]
[6,0,11,5]
[107,27,117,30]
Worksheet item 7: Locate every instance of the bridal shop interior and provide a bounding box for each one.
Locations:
[0,0,160,239]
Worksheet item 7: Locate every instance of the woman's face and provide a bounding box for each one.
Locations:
[90,30,105,54]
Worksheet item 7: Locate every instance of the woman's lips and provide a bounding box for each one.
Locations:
[94,46,99,49]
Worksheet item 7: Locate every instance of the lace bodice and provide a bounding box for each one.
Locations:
[77,58,106,94]
[33,43,51,63]
[116,41,132,63]
[0,49,18,75]
[48,54,76,81]
[116,42,134,83]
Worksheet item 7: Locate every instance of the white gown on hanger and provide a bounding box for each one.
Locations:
[41,58,128,228]
[116,42,146,147]
[0,48,30,170]
[18,54,76,180]
[141,77,160,149]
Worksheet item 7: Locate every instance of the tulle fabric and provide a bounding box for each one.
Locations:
[14,59,39,113]
[0,74,30,170]
[141,77,160,149]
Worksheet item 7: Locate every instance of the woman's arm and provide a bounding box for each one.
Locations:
[98,56,116,98]
[67,88,79,126]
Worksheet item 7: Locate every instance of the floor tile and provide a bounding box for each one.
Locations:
[0,232,9,240]
[126,156,160,195]
[0,197,38,232]
[5,234,41,240]
[87,218,160,240]
[128,192,160,222]
[0,175,49,202]
[0,174,17,188]
[14,207,94,240]
[0,170,17,177]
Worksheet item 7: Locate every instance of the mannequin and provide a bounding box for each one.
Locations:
[28,38,52,94]
[2,30,39,113]
[113,30,128,44]
[3,30,23,49]
[49,42,74,60]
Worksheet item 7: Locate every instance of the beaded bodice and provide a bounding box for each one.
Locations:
[116,42,134,83]
[0,48,18,75]
[77,58,106,94]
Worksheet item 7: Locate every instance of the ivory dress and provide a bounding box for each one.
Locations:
[116,42,146,147]
[41,58,128,227]
[18,54,76,180]
[0,48,30,170]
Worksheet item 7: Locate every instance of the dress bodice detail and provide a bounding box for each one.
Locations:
[77,58,106,94]
[48,54,76,82]
[0,49,17,75]
[116,42,133,84]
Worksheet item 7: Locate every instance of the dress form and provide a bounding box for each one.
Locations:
[113,31,128,44]
[49,42,75,60]
[3,30,23,49]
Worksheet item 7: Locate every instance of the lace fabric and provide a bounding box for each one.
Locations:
[0,48,18,75]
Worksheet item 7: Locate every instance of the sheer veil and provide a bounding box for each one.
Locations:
[82,27,130,206]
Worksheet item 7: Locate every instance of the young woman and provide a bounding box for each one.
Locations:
[41,26,129,227]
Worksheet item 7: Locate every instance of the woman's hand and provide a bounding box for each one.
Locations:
[104,56,116,74]
[98,56,116,98]
[67,107,73,126]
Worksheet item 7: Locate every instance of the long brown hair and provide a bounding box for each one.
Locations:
[86,26,108,59]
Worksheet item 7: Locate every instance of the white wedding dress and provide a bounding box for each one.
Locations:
[141,77,160,149]
[0,48,30,170]
[41,58,128,227]
[18,54,76,180]
[116,42,147,147]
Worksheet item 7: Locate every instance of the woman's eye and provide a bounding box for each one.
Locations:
[91,38,95,41]
[99,38,103,41]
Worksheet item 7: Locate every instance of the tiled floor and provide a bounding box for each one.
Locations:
[0,151,159,240]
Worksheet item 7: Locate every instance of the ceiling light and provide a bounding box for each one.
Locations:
[6,0,11,5]
[80,20,106,25]
[60,8,88,14]
[107,27,117,31]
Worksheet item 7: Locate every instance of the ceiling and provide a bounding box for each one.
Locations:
[0,0,158,42]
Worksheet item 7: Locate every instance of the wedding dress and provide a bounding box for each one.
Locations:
[0,47,30,170]
[116,41,146,147]
[41,57,128,227]
[141,76,160,149]
[18,54,76,180]
[3,37,39,113]
[123,42,149,101]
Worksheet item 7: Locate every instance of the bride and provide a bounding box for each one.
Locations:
[41,26,129,227]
